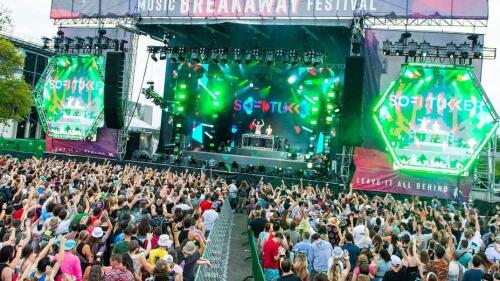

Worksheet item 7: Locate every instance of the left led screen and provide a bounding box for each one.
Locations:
[36,55,105,140]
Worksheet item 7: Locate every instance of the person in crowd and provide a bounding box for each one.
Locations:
[202,202,219,237]
[103,253,134,281]
[311,233,333,277]
[263,232,286,281]
[277,259,301,281]
[462,255,485,281]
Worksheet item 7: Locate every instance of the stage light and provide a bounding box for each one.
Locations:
[258,165,265,173]
[41,37,51,49]
[62,37,73,51]
[151,53,158,62]
[288,75,297,84]
[307,163,313,169]
[473,43,483,59]
[233,48,242,64]
[215,91,220,96]
[419,41,431,57]
[324,79,329,84]
[101,37,110,49]
[334,107,340,113]
[180,83,187,89]
[298,85,303,90]
[382,40,392,55]
[287,152,292,158]
[459,42,470,59]
[407,41,418,57]
[305,154,311,160]
[208,159,217,168]
[159,51,167,60]
[83,37,91,49]
[244,50,253,65]
[394,41,404,56]
[446,42,457,58]
[249,82,254,88]
[304,50,313,66]
[313,53,323,67]
[213,101,219,106]
[231,161,239,171]
[265,50,274,66]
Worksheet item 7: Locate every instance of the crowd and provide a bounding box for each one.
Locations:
[0,155,223,281]
[1,154,500,281]
[246,179,500,281]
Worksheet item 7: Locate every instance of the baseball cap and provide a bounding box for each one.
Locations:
[391,255,401,267]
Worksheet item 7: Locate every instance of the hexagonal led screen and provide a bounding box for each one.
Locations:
[34,55,105,140]
[373,63,498,175]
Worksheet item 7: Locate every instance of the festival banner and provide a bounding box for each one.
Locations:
[50,0,488,20]
[352,147,472,201]
[45,128,119,158]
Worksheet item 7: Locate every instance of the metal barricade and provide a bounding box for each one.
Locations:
[195,197,234,281]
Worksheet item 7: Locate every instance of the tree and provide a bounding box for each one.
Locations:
[0,8,33,124]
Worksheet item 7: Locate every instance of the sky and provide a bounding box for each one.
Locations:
[2,0,500,127]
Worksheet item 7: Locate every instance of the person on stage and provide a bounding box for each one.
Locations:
[252,119,265,135]
[265,125,273,136]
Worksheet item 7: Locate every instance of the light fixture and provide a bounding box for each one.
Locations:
[419,41,431,57]
[382,40,392,55]
[407,41,418,57]
[446,42,457,58]
[460,42,470,59]
[473,43,483,59]
[151,53,158,62]
[394,41,404,56]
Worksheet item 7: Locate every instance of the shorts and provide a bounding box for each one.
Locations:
[264,268,280,281]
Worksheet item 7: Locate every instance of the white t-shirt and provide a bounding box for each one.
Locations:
[203,209,219,231]
[485,243,500,263]
[353,225,366,248]
[469,231,483,253]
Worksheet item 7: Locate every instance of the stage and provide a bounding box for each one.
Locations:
[183,147,312,171]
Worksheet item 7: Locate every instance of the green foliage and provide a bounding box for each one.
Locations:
[0,5,12,31]
[0,38,33,124]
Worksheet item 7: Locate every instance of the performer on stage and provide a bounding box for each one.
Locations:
[252,119,265,135]
[265,125,273,136]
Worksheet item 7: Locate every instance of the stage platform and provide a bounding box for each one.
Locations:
[183,150,309,170]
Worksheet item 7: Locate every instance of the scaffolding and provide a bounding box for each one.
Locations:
[472,135,498,203]
[117,32,139,160]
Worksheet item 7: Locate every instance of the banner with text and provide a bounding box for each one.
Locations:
[352,147,472,201]
[45,128,119,158]
[50,0,488,20]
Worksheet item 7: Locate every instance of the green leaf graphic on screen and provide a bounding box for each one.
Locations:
[33,55,105,141]
[373,63,499,175]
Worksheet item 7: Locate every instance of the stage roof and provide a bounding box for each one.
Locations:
[50,0,489,25]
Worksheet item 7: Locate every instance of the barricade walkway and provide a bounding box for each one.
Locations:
[195,197,234,281]
[227,212,253,281]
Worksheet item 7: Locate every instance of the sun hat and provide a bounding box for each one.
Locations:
[91,227,104,238]
[162,254,174,263]
[64,239,77,251]
[183,241,198,255]
[158,234,171,247]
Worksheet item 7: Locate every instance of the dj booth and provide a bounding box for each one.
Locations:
[241,134,275,151]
